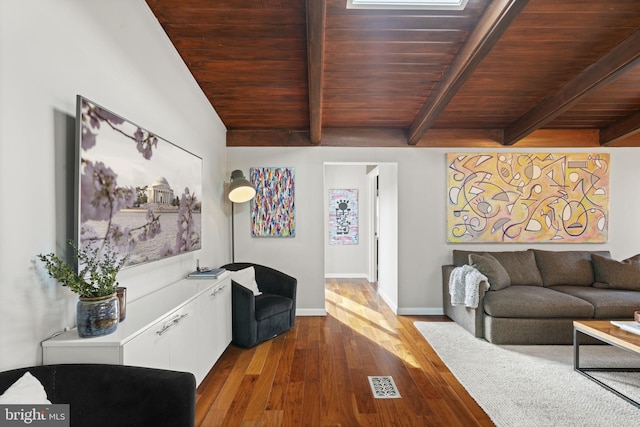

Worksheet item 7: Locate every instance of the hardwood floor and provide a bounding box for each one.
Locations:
[195,278,494,426]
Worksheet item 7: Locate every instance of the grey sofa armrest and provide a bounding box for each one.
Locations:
[442,264,487,339]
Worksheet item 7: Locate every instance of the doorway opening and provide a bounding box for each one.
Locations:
[323,162,399,314]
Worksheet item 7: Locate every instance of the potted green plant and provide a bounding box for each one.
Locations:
[38,241,128,338]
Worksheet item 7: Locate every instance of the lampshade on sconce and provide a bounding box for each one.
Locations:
[228,169,256,203]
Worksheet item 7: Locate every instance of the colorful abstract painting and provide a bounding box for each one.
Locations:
[250,167,295,237]
[446,153,609,243]
[329,189,359,245]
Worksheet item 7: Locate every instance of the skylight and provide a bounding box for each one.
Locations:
[346,0,468,10]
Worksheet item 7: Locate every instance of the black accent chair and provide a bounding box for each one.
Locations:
[0,364,195,427]
[221,263,297,348]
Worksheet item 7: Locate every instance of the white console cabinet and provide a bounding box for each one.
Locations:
[42,273,232,386]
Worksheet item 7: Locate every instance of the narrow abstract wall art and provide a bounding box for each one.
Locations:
[250,167,295,237]
[446,152,609,243]
[329,189,359,245]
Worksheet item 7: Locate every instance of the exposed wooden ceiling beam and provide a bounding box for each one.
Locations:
[504,28,640,146]
[227,129,312,146]
[306,0,326,145]
[600,110,640,146]
[226,128,599,148]
[407,0,530,145]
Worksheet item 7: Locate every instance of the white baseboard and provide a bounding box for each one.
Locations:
[295,307,443,316]
[324,273,369,279]
[378,290,398,314]
[397,307,445,315]
[295,308,327,316]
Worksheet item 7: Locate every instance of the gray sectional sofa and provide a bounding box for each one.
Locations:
[442,249,640,344]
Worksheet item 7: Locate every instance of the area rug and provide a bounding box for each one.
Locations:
[414,322,640,427]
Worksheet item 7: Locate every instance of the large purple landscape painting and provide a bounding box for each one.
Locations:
[77,96,202,268]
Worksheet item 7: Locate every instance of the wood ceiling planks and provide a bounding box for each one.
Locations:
[433,0,640,138]
[322,0,490,130]
[408,0,529,144]
[146,0,640,147]
[149,0,309,130]
[502,28,640,145]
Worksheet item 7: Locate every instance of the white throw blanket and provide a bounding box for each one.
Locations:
[449,265,489,308]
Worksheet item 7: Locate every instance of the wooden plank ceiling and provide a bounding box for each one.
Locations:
[146,0,640,148]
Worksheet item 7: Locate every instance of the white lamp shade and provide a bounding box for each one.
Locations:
[228,170,256,203]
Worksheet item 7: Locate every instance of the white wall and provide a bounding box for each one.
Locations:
[0,0,228,370]
[324,164,369,278]
[225,149,326,315]
[229,147,640,316]
[376,163,399,313]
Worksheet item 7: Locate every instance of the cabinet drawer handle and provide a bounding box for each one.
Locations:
[156,322,175,336]
[156,313,187,335]
[211,285,225,297]
[174,313,188,324]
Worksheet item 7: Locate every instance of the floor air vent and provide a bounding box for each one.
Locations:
[368,376,401,399]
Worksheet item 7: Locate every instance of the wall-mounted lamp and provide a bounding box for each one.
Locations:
[228,170,256,262]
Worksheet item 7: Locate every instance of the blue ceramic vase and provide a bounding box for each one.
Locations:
[77,294,119,338]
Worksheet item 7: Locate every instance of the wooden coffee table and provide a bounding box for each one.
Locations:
[573,320,640,408]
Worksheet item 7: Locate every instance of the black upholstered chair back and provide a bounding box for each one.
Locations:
[222,263,297,347]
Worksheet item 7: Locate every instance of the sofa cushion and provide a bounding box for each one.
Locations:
[591,254,640,291]
[453,250,472,267]
[532,250,611,287]
[483,286,594,318]
[551,285,640,319]
[468,253,511,291]
[255,294,293,321]
[492,250,544,287]
[453,250,543,286]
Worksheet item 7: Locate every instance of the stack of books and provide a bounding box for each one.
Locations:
[187,267,226,279]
